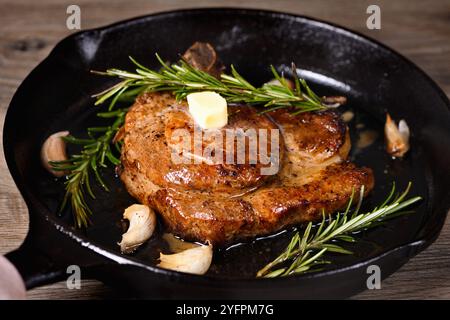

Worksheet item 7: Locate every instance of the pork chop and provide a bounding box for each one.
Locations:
[120,92,374,245]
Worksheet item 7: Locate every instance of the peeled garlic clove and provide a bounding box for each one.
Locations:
[385,113,410,158]
[158,243,213,275]
[119,204,156,254]
[41,131,70,177]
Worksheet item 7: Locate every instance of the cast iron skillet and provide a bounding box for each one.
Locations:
[4,8,450,299]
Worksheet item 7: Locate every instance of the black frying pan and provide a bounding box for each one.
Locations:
[4,8,450,299]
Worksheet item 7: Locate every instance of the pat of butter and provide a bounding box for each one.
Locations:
[187,91,228,129]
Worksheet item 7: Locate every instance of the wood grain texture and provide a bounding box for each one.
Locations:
[0,0,449,300]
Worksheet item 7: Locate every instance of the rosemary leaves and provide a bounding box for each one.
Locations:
[50,109,126,227]
[92,54,334,114]
[50,54,334,227]
[257,183,421,277]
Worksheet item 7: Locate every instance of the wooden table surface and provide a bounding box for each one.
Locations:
[0,0,449,300]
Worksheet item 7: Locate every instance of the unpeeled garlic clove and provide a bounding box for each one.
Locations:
[265,78,294,90]
[158,243,213,275]
[40,131,70,177]
[341,110,354,123]
[322,96,347,108]
[385,113,410,158]
[119,204,156,254]
[182,42,224,79]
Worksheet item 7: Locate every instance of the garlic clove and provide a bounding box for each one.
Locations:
[265,78,294,89]
[119,204,156,254]
[182,42,224,79]
[341,110,354,123]
[322,96,347,108]
[398,119,410,141]
[41,131,70,177]
[385,113,410,158]
[158,243,213,275]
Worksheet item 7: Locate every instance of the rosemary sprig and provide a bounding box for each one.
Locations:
[257,183,422,278]
[50,109,126,227]
[92,55,330,113]
[50,55,333,227]
[49,53,347,228]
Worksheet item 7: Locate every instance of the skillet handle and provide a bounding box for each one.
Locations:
[5,235,67,290]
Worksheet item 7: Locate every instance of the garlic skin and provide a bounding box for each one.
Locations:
[158,243,213,275]
[322,96,347,108]
[385,113,410,158]
[40,131,70,177]
[119,204,156,254]
[265,78,294,89]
